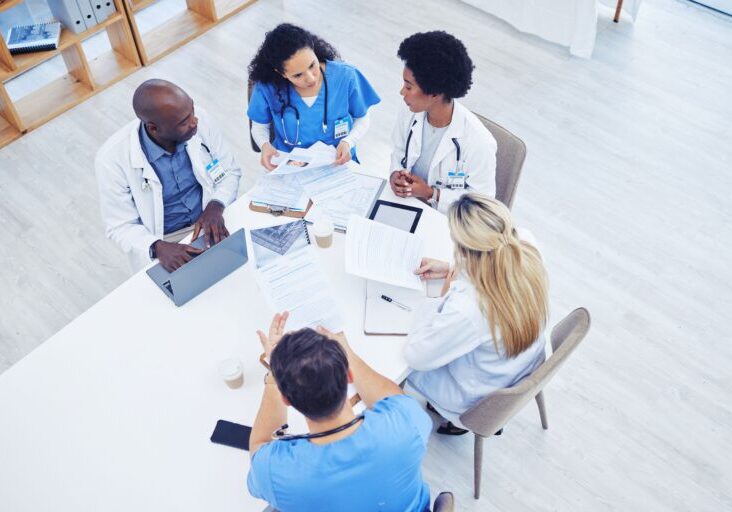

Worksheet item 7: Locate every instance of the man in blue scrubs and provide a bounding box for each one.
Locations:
[248,312,432,512]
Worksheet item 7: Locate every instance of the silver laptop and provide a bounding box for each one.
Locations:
[146,228,248,306]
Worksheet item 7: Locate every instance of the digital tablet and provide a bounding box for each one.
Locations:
[368,200,423,233]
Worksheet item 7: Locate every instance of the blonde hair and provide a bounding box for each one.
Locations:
[448,193,548,358]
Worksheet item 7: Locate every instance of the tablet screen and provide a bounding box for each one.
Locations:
[368,200,423,233]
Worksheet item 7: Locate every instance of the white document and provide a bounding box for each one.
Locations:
[305,173,385,230]
[248,174,309,210]
[270,143,337,175]
[251,221,343,332]
[296,164,360,204]
[345,216,424,291]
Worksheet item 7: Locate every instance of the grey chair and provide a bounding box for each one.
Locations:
[433,491,455,511]
[459,307,591,499]
[472,113,527,210]
[247,80,274,153]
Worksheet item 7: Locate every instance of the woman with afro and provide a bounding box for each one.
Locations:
[390,31,497,212]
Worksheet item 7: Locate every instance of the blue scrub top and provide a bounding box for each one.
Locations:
[247,60,380,158]
[247,395,432,512]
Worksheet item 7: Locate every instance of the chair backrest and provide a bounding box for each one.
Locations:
[471,112,526,210]
[247,80,261,153]
[433,491,455,512]
[460,308,591,437]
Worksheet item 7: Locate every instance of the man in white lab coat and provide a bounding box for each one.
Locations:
[95,79,241,272]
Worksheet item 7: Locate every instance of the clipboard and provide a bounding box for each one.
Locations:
[249,199,313,218]
[363,280,424,336]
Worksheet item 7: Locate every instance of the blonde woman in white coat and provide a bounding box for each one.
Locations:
[404,193,548,435]
[389,31,496,214]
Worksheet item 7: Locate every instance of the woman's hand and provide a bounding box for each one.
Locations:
[415,258,450,280]
[257,311,289,359]
[260,142,279,172]
[335,140,352,165]
[440,266,458,296]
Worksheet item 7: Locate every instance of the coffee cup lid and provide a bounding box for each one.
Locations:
[218,359,242,379]
[312,218,334,236]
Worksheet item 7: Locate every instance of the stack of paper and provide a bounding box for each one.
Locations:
[251,221,343,332]
[344,216,424,291]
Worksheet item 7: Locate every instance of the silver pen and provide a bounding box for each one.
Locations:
[381,294,412,311]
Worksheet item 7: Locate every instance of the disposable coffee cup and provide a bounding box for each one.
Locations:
[312,219,334,248]
[219,359,244,389]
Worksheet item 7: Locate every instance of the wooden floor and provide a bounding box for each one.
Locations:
[1,0,731,509]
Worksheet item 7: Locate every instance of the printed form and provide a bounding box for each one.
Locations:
[344,216,424,291]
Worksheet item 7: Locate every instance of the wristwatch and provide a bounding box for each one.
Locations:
[427,187,439,208]
[149,240,160,259]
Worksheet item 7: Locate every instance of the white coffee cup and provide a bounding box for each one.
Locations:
[219,359,244,389]
[312,219,335,248]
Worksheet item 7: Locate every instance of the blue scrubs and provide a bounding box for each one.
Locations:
[247,60,380,159]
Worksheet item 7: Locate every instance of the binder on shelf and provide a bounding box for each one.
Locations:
[47,0,86,34]
[90,0,117,23]
[75,0,98,30]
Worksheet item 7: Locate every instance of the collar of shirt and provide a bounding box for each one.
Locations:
[139,123,187,163]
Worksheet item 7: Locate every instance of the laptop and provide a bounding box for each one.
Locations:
[146,228,248,307]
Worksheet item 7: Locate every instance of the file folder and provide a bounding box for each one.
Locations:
[47,0,86,34]
[75,0,98,30]
[91,0,117,23]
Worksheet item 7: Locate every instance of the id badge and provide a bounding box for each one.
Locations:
[447,170,466,189]
[206,158,227,185]
[334,117,349,139]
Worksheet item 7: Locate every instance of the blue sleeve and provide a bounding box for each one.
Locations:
[347,66,380,118]
[247,82,274,124]
[373,395,432,446]
[247,443,278,507]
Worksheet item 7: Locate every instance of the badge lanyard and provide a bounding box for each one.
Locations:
[280,70,329,146]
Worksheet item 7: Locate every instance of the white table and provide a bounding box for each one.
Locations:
[0,167,451,512]
[461,0,642,58]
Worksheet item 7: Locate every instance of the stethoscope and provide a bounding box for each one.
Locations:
[141,142,215,191]
[279,69,329,146]
[400,116,462,171]
[272,414,364,441]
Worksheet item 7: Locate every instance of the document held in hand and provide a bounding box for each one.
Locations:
[345,216,424,291]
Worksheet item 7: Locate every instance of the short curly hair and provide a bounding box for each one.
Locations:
[397,31,474,101]
[248,23,340,88]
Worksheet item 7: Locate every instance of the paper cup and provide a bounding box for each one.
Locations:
[219,359,244,389]
[312,219,335,248]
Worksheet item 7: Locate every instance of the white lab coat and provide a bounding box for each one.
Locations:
[404,230,546,426]
[95,110,241,271]
[390,100,497,213]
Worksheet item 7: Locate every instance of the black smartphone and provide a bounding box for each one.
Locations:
[210,420,252,451]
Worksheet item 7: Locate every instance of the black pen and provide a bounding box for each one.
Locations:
[381,294,411,311]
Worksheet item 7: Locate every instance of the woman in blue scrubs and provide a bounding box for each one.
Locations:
[247,23,381,170]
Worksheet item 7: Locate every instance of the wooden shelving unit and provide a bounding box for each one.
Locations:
[0,0,141,148]
[0,0,257,148]
[124,0,256,65]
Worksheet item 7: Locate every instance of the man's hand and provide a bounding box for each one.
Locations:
[404,173,432,199]
[316,326,351,356]
[260,142,279,172]
[414,257,450,280]
[257,311,289,360]
[334,140,352,165]
[192,201,228,247]
[154,240,203,272]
